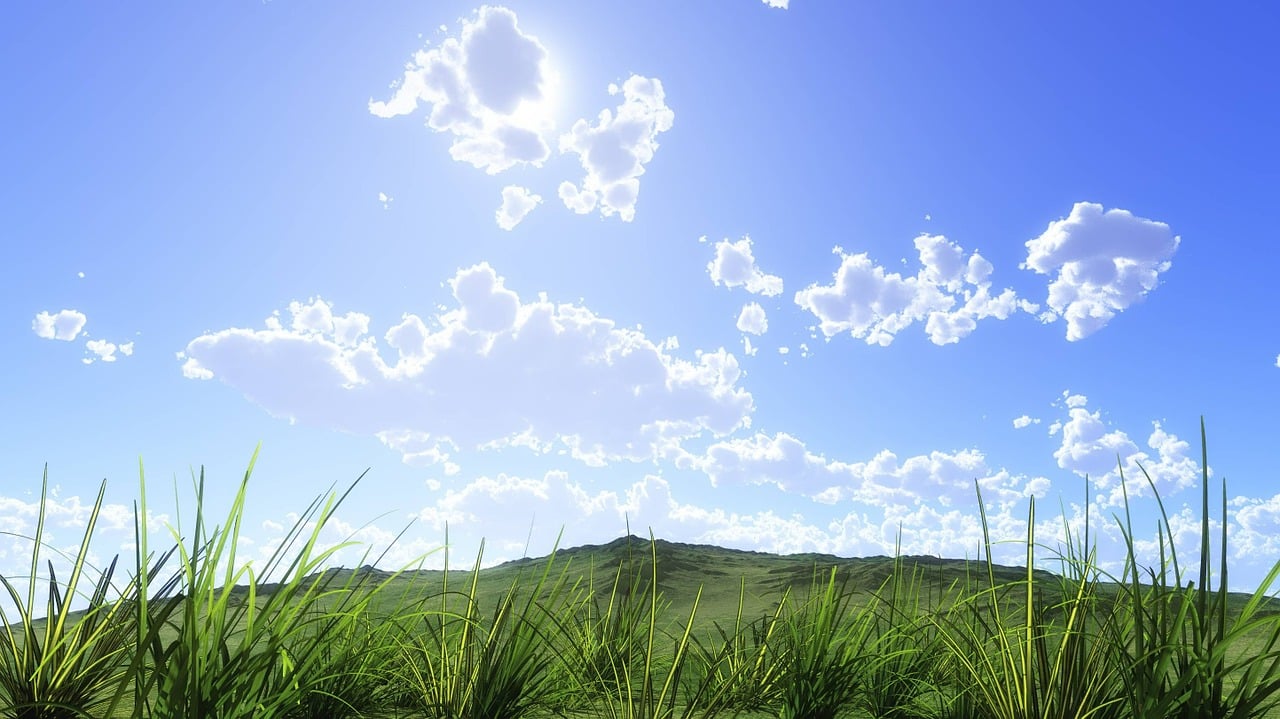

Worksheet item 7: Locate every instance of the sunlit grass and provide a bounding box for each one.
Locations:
[3,421,1280,718]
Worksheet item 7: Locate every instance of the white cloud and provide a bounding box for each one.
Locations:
[1051,396,1200,507]
[558,75,674,222]
[690,432,1048,511]
[707,237,783,297]
[378,192,393,209]
[406,466,1031,567]
[1013,415,1040,429]
[742,336,758,357]
[182,263,753,467]
[286,298,371,348]
[1023,202,1180,341]
[84,339,134,364]
[1234,495,1280,557]
[795,235,1036,347]
[33,309,87,341]
[761,0,789,7]
[557,182,597,215]
[495,185,542,230]
[369,6,555,174]
[736,302,768,335]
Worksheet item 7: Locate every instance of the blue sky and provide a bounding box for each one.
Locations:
[3,2,1279,592]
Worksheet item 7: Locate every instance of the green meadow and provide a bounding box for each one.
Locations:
[5,425,1280,719]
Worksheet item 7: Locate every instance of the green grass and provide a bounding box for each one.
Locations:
[5,422,1280,718]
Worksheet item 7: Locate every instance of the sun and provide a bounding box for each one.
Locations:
[506,60,563,132]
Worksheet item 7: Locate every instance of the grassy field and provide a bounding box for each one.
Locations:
[5,424,1280,718]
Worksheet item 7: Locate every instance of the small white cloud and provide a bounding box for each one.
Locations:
[708,236,783,297]
[33,309,87,341]
[778,346,790,355]
[795,235,1035,346]
[1012,415,1040,429]
[761,0,789,7]
[378,192,393,209]
[84,339,122,363]
[559,75,673,222]
[735,302,768,335]
[742,336,758,357]
[369,6,555,175]
[495,185,542,230]
[1023,202,1180,341]
[77,271,85,279]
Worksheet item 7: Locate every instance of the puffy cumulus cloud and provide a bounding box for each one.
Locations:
[558,75,674,222]
[1051,396,1200,507]
[415,471,673,541]
[1023,202,1180,341]
[0,493,133,536]
[707,237,783,297]
[1013,415,1040,429]
[736,302,768,335]
[0,491,136,610]
[495,185,542,230]
[181,263,753,468]
[795,235,1036,347]
[369,6,555,174]
[1233,495,1280,558]
[32,309,87,341]
[688,432,1049,510]
[83,339,134,364]
[404,467,1040,567]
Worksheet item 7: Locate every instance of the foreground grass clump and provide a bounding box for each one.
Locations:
[3,422,1280,718]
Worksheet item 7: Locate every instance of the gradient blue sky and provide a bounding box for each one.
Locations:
[4,2,1279,591]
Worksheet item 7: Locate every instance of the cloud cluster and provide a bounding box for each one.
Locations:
[84,339,134,364]
[707,236,783,296]
[795,235,1035,346]
[558,75,674,222]
[32,309,87,341]
[182,263,753,469]
[1023,202,1180,341]
[685,431,1050,510]
[33,309,135,365]
[369,6,554,174]
[1050,394,1200,506]
[495,185,542,230]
